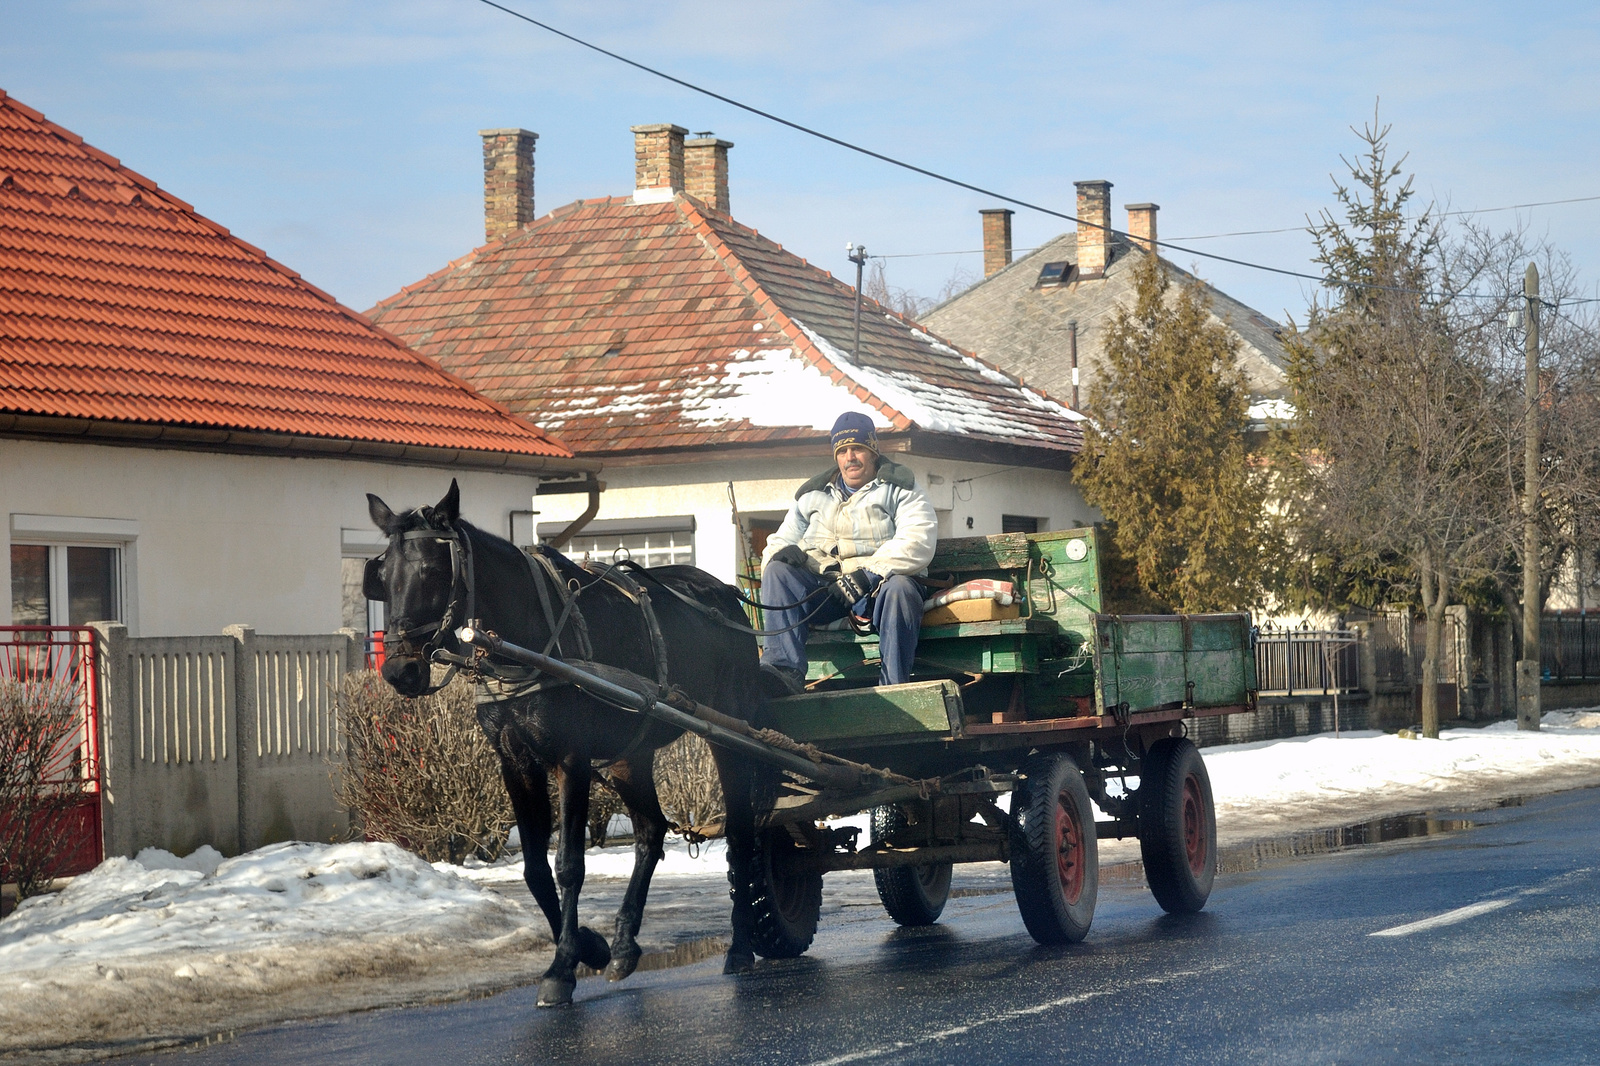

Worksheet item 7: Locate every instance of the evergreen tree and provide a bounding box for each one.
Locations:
[1077,253,1278,613]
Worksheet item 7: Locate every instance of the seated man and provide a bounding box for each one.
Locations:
[758,412,938,695]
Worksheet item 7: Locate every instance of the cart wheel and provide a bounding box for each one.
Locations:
[745,827,822,958]
[1138,737,1216,914]
[871,805,953,926]
[1008,752,1098,944]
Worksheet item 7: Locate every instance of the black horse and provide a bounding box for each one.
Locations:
[364,481,771,1006]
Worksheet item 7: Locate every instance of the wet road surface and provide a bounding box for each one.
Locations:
[148,788,1600,1065]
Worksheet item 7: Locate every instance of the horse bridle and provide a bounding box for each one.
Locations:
[382,524,475,696]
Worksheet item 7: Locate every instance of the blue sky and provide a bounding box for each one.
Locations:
[4,1,1598,323]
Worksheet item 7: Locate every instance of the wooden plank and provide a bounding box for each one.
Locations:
[927,532,1031,572]
[1092,613,1255,714]
[765,680,964,743]
[805,618,1054,645]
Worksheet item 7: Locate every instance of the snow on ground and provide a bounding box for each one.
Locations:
[6,711,1600,1061]
[1204,710,1600,840]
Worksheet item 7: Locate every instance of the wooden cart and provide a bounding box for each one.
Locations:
[739,526,1259,956]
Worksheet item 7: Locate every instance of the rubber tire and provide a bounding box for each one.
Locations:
[1008,752,1099,945]
[870,805,953,926]
[745,827,823,958]
[1138,737,1217,914]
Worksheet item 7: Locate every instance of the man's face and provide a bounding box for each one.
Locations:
[836,445,878,490]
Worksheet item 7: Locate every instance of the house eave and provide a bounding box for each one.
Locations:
[0,414,601,478]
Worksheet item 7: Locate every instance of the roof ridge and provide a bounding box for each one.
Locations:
[366,194,636,313]
[675,196,913,432]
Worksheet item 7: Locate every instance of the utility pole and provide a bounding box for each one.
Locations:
[1518,262,1542,732]
[847,242,868,360]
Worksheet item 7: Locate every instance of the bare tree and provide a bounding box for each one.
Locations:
[864,259,977,320]
[0,676,92,907]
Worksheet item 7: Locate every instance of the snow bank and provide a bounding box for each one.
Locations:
[1205,710,1600,835]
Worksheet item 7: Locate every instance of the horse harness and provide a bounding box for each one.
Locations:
[380,525,475,696]
[466,545,673,767]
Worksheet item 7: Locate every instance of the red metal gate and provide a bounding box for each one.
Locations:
[0,626,103,878]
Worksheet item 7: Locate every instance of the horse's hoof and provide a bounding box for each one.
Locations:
[536,977,575,1007]
[723,949,755,975]
[604,950,640,982]
[576,926,612,972]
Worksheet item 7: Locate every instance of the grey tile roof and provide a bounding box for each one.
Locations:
[922,232,1288,408]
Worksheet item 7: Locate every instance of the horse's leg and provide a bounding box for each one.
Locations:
[601,756,669,981]
[539,760,611,1007]
[714,746,758,975]
[498,749,561,941]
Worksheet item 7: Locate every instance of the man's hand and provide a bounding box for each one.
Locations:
[770,544,809,569]
[829,568,882,608]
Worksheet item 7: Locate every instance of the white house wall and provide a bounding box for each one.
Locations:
[535,453,1095,585]
[2,438,544,636]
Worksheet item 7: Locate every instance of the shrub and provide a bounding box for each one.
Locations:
[653,733,724,836]
[336,672,513,865]
[335,671,639,859]
[0,676,92,906]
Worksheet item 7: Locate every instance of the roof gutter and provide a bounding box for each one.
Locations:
[0,414,601,477]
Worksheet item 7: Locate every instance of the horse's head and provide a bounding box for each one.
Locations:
[365,480,468,697]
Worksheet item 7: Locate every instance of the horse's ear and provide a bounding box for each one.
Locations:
[436,479,461,525]
[367,493,401,535]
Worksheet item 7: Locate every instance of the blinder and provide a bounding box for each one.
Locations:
[363,554,387,602]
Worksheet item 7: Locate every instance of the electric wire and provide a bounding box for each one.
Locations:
[470,0,1599,308]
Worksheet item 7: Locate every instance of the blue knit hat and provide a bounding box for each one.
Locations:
[830,412,879,455]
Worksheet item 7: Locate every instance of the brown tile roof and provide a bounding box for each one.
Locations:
[367,194,1082,458]
[0,89,575,463]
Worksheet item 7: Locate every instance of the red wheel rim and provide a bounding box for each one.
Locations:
[1182,773,1207,876]
[1054,790,1085,904]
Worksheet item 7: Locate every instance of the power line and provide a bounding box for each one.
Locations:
[469,0,1597,307]
[1170,194,1600,242]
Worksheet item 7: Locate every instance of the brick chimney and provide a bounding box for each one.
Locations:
[632,123,687,204]
[1074,179,1113,279]
[980,208,1014,278]
[479,128,537,243]
[684,135,733,215]
[1127,203,1158,255]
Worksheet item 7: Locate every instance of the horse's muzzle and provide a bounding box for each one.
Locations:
[380,654,429,697]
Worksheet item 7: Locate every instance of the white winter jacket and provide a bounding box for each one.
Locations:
[760,459,938,578]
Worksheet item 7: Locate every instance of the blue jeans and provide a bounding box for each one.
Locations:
[758,561,925,686]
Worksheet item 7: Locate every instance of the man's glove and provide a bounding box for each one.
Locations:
[829,568,882,609]
[769,545,809,570]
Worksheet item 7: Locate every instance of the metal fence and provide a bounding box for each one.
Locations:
[0,626,104,875]
[1255,624,1361,696]
[1543,613,1600,681]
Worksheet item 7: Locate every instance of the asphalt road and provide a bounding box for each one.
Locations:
[149,788,1600,1066]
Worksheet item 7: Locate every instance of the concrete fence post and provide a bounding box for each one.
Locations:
[223,624,256,855]
[89,622,132,859]
[1350,621,1377,697]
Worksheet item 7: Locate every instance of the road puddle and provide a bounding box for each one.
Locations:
[1216,813,1475,874]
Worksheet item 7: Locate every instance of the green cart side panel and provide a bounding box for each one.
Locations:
[805,620,1049,679]
[924,527,1103,650]
[1093,613,1256,714]
[765,679,964,743]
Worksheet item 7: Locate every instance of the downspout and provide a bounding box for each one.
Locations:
[538,476,604,550]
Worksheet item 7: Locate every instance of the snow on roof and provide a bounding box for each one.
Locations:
[367,195,1083,458]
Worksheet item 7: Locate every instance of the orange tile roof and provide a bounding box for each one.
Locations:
[367,194,1082,458]
[0,89,574,462]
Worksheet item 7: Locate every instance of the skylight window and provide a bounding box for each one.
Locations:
[1037,262,1073,287]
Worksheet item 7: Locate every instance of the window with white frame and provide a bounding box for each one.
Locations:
[340,528,387,639]
[540,516,695,568]
[9,515,136,627]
